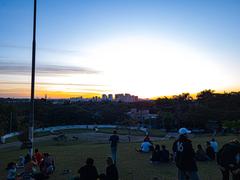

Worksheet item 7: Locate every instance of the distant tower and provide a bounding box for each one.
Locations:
[108,94,113,101]
[102,94,107,101]
[45,94,48,100]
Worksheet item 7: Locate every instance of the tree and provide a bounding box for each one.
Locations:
[196,89,215,100]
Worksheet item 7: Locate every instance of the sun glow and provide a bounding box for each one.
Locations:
[1,36,235,98]
[68,36,233,98]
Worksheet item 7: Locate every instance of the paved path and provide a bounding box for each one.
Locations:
[0,132,166,150]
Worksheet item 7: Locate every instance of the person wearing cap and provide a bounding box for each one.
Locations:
[172,128,199,180]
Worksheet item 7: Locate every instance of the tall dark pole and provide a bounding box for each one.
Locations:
[10,112,13,133]
[29,0,37,157]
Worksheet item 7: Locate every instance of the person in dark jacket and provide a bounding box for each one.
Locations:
[109,130,119,164]
[161,145,170,162]
[106,157,118,180]
[172,128,199,180]
[150,144,161,163]
[217,139,240,180]
[195,144,209,161]
[78,158,98,180]
[206,141,215,160]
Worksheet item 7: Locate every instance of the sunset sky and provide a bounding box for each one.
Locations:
[0,0,240,98]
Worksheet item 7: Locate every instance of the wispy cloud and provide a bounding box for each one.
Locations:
[0,62,100,76]
[0,81,104,87]
[0,44,82,54]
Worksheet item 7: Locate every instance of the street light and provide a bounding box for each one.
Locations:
[29,0,37,157]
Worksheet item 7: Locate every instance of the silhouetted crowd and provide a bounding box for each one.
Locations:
[6,149,55,180]
[75,157,118,180]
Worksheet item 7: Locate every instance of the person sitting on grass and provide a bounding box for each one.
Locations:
[160,145,170,162]
[6,162,17,180]
[34,148,43,166]
[106,157,119,180]
[150,144,161,163]
[136,140,153,153]
[195,144,209,161]
[22,154,38,180]
[206,141,215,160]
[78,158,98,180]
[16,155,25,168]
[41,153,55,176]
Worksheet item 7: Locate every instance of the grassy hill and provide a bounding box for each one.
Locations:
[0,134,239,180]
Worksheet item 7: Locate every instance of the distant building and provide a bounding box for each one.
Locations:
[92,96,100,102]
[102,94,108,101]
[108,94,113,101]
[115,93,138,103]
[115,94,125,102]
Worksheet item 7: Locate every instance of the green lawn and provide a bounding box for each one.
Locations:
[0,135,239,180]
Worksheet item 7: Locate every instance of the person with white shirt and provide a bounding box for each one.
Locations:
[210,138,218,153]
[136,141,153,153]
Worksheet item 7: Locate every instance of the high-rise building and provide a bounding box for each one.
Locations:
[115,93,138,102]
[108,94,113,101]
[102,94,107,101]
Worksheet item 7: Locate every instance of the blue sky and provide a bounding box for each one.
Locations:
[0,0,240,98]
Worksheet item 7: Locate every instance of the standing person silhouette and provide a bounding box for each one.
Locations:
[109,130,119,164]
[172,128,199,180]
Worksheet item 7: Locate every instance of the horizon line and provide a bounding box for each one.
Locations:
[1,89,240,100]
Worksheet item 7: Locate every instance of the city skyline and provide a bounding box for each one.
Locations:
[1,0,240,98]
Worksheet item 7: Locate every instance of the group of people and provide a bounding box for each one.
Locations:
[172,128,240,180]
[6,149,55,180]
[76,157,118,180]
[132,127,240,180]
[150,144,170,163]
[195,139,217,161]
[73,130,119,180]
[108,128,240,180]
[135,134,170,163]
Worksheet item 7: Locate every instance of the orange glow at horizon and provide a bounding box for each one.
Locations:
[0,87,239,99]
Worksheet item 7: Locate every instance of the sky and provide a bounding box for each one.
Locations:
[0,0,240,98]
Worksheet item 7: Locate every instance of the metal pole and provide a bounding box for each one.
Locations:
[29,0,37,157]
[10,112,13,133]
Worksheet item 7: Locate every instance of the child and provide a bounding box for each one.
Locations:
[6,162,17,180]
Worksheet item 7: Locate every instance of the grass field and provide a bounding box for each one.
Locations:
[0,134,239,180]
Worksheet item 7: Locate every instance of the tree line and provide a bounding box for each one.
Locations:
[0,90,240,135]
